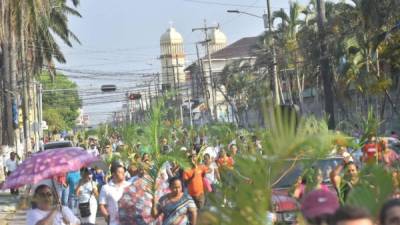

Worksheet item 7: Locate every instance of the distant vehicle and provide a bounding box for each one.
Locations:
[43,141,74,150]
[271,157,343,224]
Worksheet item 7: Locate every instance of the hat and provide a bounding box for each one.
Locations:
[300,189,339,220]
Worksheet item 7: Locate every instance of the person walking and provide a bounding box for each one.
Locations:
[183,154,208,209]
[380,198,400,225]
[92,166,106,192]
[331,206,373,225]
[67,170,81,215]
[330,158,359,202]
[300,189,340,225]
[152,177,197,225]
[5,152,19,195]
[76,168,98,225]
[203,153,220,191]
[293,168,329,200]
[86,143,99,157]
[99,163,130,225]
[26,184,80,225]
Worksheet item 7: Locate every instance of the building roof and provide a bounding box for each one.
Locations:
[210,36,258,59]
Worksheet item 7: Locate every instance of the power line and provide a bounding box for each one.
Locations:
[183,0,290,9]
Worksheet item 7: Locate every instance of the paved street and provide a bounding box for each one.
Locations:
[0,190,106,225]
[0,191,18,225]
[8,210,107,225]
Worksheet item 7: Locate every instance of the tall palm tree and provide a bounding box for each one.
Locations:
[0,0,81,146]
[272,1,305,108]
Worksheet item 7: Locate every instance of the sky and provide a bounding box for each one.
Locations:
[57,0,311,125]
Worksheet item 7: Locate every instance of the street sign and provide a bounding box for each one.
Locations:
[101,84,117,92]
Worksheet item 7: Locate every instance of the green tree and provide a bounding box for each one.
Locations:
[40,72,81,133]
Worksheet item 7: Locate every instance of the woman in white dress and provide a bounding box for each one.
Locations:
[26,184,80,225]
[76,168,98,225]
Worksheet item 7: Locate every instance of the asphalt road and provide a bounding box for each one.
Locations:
[10,210,107,225]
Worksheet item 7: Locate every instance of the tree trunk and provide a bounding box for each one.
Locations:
[20,6,32,154]
[278,76,286,105]
[295,69,304,111]
[316,0,335,129]
[1,1,16,145]
[216,85,240,125]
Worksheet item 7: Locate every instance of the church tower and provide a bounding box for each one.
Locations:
[160,26,185,91]
[208,27,227,55]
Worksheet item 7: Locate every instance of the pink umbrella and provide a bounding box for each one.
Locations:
[2,147,99,189]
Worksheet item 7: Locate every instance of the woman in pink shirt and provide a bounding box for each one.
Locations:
[293,168,329,200]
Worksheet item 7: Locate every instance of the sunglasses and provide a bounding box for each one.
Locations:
[37,192,53,197]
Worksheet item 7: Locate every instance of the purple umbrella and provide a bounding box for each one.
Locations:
[2,147,99,189]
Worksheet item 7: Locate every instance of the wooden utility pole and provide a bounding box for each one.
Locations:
[316,0,335,129]
[195,43,208,108]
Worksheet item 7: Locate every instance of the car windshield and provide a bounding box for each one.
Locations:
[273,158,342,188]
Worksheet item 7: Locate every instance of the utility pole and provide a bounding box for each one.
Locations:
[192,20,219,121]
[187,88,193,127]
[164,58,170,92]
[21,64,31,154]
[148,81,152,108]
[155,73,160,103]
[265,0,280,105]
[38,83,43,139]
[175,55,181,93]
[316,0,335,129]
[195,43,208,109]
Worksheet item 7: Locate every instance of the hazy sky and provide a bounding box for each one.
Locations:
[57,0,311,125]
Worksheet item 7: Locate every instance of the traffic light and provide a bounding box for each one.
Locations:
[128,93,141,100]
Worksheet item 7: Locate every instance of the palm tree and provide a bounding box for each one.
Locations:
[272,1,305,108]
[0,0,81,146]
[326,0,400,122]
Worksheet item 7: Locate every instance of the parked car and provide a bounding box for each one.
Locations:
[271,157,343,224]
[43,141,73,150]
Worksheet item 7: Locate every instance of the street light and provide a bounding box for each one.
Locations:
[227,9,269,29]
[227,9,280,105]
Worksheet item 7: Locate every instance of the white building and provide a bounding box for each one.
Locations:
[186,35,259,123]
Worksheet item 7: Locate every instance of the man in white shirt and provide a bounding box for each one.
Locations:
[204,146,220,161]
[99,164,129,225]
[87,143,99,157]
[5,152,19,195]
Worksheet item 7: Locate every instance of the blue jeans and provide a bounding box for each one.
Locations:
[61,186,69,206]
[68,194,79,215]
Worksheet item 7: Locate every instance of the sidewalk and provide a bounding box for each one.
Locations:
[0,191,18,225]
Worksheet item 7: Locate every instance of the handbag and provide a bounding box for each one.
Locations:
[78,182,93,218]
[78,202,91,217]
[203,177,212,192]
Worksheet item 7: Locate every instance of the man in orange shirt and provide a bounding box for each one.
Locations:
[183,154,209,209]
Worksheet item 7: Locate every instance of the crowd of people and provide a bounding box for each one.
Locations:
[18,134,243,225]
[2,129,400,225]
